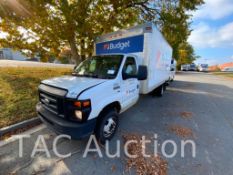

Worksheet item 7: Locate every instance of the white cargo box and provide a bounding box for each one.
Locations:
[95,22,172,94]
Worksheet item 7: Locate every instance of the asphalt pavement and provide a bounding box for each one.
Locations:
[1,72,233,175]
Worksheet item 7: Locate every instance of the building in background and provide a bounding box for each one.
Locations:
[218,62,233,71]
[208,62,233,71]
[208,65,219,71]
[0,48,28,61]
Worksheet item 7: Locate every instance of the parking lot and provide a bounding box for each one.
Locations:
[1,72,233,175]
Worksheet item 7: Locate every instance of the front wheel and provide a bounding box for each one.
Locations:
[95,109,119,144]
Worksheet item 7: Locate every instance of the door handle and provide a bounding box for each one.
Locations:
[113,84,120,90]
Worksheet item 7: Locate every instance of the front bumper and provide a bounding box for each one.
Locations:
[36,103,97,139]
[200,69,208,72]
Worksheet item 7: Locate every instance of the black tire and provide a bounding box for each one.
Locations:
[95,108,119,144]
[156,84,164,97]
[163,83,167,91]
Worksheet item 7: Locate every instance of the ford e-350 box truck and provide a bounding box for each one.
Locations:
[36,22,173,143]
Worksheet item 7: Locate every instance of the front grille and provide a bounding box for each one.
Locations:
[38,84,67,117]
[39,91,59,114]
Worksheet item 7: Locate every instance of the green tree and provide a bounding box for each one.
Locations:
[0,0,149,62]
[178,42,198,66]
[0,0,203,63]
[151,0,203,64]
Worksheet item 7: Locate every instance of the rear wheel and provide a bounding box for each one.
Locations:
[156,84,164,97]
[95,109,119,144]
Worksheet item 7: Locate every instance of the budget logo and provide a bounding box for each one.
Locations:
[96,35,143,54]
[103,41,130,51]
[103,43,109,50]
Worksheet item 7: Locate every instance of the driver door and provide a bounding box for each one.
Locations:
[121,57,139,109]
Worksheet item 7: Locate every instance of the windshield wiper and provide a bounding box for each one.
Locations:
[72,72,99,78]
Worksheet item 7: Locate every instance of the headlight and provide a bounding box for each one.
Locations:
[75,110,82,120]
[73,99,91,122]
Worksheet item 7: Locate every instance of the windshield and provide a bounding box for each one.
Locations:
[190,64,195,68]
[201,64,208,68]
[73,55,123,79]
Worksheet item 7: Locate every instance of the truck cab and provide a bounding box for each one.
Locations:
[36,54,147,143]
[181,64,190,71]
[198,64,208,72]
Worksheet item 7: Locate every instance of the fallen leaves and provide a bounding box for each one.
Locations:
[180,111,193,119]
[123,134,167,175]
[111,165,116,172]
[168,125,194,138]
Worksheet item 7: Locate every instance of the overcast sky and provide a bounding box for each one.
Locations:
[188,0,233,65]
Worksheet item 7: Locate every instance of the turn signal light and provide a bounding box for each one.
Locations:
[83,101,91,107]
[74,100,91,108]
[74,101,81,108]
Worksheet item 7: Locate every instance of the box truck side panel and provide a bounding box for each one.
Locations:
[152,26,172,91]
[139,26,172,94]
[138,32,151,94]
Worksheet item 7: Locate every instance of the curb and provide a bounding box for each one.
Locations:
[0,125,45,147]
[0,117,41,137]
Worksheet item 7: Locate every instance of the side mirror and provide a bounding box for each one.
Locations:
[122,73,137,80]
[137,65,147,80]
[170,68,175,71]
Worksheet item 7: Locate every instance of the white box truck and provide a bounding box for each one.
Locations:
[36,22,173,143]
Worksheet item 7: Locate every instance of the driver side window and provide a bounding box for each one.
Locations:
[122,57,137,76]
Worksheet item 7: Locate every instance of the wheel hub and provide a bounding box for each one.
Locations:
[103,118,116,137]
